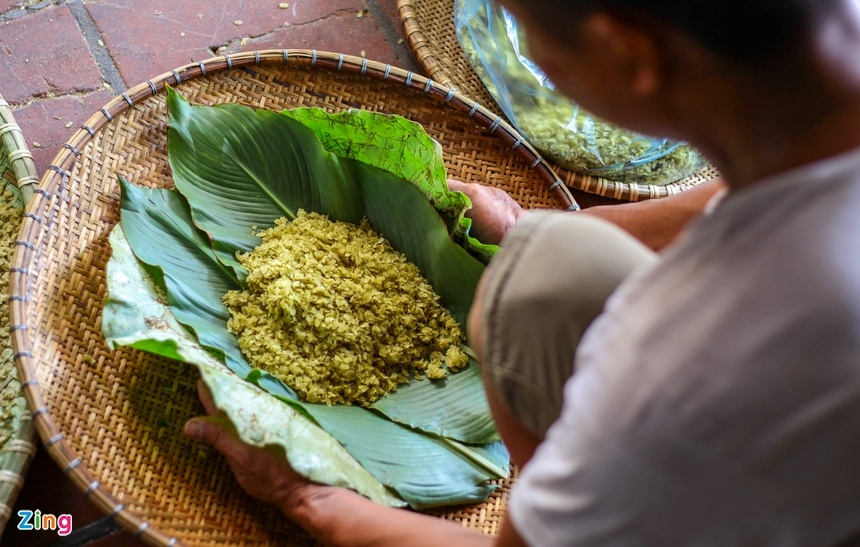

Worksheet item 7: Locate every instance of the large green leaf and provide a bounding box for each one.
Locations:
[103,226,404,507]
[119,177,250,377]
[295,404,497,510]
[245,371,504,508]
[249,369,504,475]
[166,86,364,258]
[165,89,494,439]
[282,107,498,261]
[370,360,499,444]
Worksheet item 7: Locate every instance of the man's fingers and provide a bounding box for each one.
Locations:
[189,382,261,466]
[184,416,248,459]
[185,416,222,446]
[197,378,219,416]
[447,179,466,192]
[447,179,481,203]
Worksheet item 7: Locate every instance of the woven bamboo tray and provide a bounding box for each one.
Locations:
[0,92,38,539]
[398,0,720,201]
[10,49,574,546]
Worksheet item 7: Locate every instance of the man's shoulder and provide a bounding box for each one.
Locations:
[574,162,860,451]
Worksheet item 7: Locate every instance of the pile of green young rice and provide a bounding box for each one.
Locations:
[223,211,470,406]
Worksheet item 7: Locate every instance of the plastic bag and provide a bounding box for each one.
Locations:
[454,0,704,185]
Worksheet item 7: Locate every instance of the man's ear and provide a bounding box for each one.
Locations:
[582,12,662,97]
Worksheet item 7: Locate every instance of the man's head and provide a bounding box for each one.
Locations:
[513,0,824,62]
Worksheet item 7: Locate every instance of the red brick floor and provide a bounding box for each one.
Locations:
[1,1,418,544]
[2,0,419,178]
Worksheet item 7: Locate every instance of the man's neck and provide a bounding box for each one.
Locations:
[701,99,860,191]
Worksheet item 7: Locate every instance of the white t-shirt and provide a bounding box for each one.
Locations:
[510,149,860,546]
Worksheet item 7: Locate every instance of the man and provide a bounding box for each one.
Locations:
[184,0,860,544]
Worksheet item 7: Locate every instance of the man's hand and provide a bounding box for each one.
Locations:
[184,379,515,547]
[447,180,526,245]
[184,379,321,517]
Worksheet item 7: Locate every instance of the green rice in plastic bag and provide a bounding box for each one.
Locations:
[455,0,704,185]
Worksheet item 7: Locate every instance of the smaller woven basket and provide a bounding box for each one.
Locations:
[398,0,720,201]
[0,92,38,538]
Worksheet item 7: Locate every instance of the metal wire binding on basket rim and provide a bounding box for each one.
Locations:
[10,49,574,546]
[397,0,720,201]
[0,92,38,539]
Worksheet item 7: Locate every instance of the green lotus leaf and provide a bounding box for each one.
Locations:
[281,107,498,261]
[118,177,249,377]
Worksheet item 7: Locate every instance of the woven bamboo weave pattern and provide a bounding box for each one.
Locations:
[11,51,568,546]
[398,0,720,201]
[0,93,37,539]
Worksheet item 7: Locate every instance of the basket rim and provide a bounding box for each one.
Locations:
[0,91,38,539]
[0,96,39,205]
[10,48,576,547]
[396,0,713,201]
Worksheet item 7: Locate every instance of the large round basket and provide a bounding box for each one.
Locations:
[0,92,38,538]
[10,50,576,546]
[397,0,720,201]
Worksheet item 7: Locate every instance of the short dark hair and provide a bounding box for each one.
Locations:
[523,0,825,60]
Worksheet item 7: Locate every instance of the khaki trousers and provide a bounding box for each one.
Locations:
[478,211,657,437]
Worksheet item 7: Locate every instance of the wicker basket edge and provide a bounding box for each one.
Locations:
[0,91,39,539]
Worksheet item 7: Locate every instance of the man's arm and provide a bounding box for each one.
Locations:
[580,179,725,251]
[285,486,508,547]
[449,178,725,251]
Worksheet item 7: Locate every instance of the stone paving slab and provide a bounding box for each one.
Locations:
[241,11,401,65]
[13,90,114,170]
[87,0,389,88]
[0,5,105,104]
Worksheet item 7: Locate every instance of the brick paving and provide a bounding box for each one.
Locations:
[1,0,417,176]
[1,1,416,544]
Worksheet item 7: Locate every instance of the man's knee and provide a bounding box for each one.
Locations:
[474,211,657,438]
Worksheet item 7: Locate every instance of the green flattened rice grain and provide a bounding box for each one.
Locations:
[223,211,469,406]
